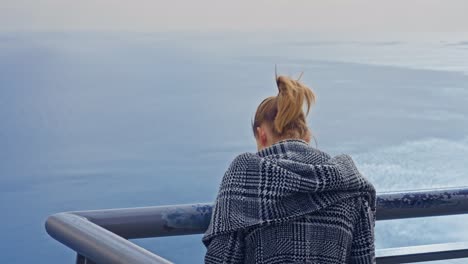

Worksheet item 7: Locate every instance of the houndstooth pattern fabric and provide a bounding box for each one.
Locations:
[203,139,376,264]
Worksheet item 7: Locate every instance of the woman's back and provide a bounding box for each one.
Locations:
[203,140,376,264]
[244,196,371,263]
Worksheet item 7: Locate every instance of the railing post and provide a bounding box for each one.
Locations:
[76,254,96,264]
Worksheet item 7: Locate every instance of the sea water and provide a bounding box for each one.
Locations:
[1,32,467,263]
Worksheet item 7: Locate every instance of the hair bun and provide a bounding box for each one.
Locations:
[276,75,290,93]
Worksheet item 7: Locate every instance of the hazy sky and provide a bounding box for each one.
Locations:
[1,0,468,32]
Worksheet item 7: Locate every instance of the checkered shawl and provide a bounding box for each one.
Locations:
[202,139,376,264]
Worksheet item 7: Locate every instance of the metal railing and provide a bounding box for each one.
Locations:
[45,186,468,263]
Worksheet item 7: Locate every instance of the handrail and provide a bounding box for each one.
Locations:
[46,186,468,263]
[377,242,468,264]
[72,204,212,239]
[46,213,173,264]
[376,186,468,220]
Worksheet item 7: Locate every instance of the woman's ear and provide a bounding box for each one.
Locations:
[304,129,311,143]
[256,126,268,148]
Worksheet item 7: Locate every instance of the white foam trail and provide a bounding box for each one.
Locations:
[352,137,468,253]
[354,137,468,192]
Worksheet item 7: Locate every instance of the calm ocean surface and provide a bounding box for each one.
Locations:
[1,32,468,263]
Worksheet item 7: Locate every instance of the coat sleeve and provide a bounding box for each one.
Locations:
[204,230,245,264]
[350,197,376,264]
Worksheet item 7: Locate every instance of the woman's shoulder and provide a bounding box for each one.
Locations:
[307,147,332,162]
[229,152,260,168]
[221,152,261,181]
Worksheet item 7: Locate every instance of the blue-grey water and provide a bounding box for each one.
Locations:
[1,32,468,263]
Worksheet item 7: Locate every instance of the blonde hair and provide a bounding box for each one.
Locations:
[252,75,316,139]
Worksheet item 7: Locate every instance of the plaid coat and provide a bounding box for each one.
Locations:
[202,139,376,264]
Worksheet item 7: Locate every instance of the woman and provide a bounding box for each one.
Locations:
[202,75,376,264]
